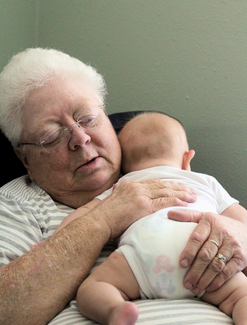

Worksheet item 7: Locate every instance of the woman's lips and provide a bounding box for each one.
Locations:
[76,156,100,171]
[83,157,96,165]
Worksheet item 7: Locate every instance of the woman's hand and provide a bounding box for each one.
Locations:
[94,179,197,239]
[168,210,247,295]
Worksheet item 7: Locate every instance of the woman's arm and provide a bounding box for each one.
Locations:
[1,179,196,325]
[1,213,110,325]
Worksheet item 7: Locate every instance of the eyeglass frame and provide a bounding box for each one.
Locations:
[18,112,100,153]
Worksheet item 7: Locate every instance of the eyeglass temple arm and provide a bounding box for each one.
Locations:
[18,141,42,147]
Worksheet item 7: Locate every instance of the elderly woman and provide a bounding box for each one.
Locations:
[0,48,246,325]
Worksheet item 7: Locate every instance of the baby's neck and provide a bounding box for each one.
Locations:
[126,158,181,174]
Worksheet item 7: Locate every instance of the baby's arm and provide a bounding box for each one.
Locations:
[221,202,247,225]
[54,198,101,234]
[221,203,247,277]
[201,271,247,324]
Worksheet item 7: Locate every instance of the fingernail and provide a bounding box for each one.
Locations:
[185,281,193,290]
[207,285,213,292]
[181,258,189,268]
[192,287,200,296]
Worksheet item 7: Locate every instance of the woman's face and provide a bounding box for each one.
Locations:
[16,78,121,207]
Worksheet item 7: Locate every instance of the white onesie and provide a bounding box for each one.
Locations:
[97,166,238,299]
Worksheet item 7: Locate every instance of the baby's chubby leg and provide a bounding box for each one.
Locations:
[201,272,247,325]
[77,251,140,325]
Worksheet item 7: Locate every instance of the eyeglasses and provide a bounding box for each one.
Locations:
[19,114,99,153]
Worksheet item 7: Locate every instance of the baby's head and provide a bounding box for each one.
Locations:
[118,112,195,174]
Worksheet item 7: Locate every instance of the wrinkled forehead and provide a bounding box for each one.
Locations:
[21,78,104,137]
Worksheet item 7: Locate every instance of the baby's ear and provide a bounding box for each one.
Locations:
[182,150,195,171]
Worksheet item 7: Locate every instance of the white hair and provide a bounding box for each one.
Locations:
[0,48,107,146]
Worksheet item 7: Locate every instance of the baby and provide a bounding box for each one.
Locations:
[55,112,247,325]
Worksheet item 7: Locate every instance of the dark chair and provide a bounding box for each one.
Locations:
[1,132,26,187]
[108,110,145,134]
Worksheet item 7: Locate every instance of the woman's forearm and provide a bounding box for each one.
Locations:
[0,214,110,325]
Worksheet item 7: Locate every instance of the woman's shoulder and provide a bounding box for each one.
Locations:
[0,175,46,202]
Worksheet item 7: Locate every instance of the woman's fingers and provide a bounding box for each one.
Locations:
[204,231,246,292]
[168,210,210,269]
[168,210,247,294]
[193,250,232,294]
[183,233,224,295]
[206,255,243,291]
[143,179,197,207]
[168,209,203,223]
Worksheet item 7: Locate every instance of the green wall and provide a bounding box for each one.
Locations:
[0,0,37,67]
[1,0,247,207]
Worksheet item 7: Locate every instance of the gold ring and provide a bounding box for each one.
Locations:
[216,252,227,264]
[208,239,219,248]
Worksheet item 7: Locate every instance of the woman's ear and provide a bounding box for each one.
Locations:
[182,150,195,171]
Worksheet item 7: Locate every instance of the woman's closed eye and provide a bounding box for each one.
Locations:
[77,115,98,128]
[41,128,65,146]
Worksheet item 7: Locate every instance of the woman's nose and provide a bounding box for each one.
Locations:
[68,124,91,150]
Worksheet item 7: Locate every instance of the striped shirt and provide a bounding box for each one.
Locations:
[0,176,233,324]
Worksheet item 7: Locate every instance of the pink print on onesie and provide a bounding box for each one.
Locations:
[153,254,175,273]
[152,254,177,296]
